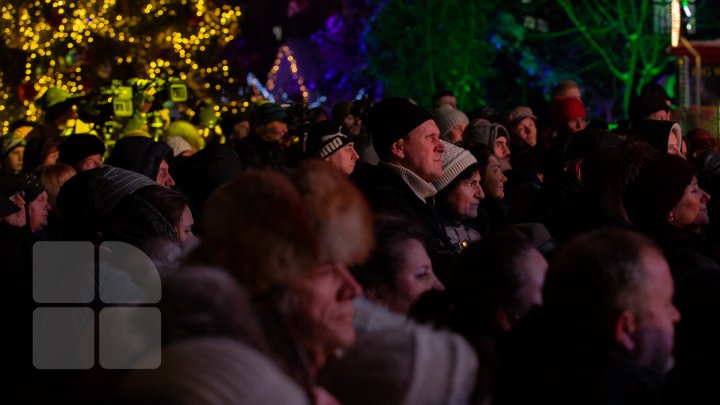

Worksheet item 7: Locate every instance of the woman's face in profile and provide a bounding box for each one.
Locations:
[670,176,710,228]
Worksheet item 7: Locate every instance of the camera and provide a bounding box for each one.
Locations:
[281,102,312,146]
[100,80,133,118]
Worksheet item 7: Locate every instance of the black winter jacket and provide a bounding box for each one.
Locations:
[352,164,456,283]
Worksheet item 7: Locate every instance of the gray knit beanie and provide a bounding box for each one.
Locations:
[94,166,157,216]
[503,105,537,131]
[433,105,469,139]
[432,140,477,192]
[462,119,509,149]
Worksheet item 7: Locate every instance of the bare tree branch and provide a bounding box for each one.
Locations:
[556,0,626,81]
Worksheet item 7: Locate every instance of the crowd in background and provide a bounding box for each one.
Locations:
[2,78,720,404]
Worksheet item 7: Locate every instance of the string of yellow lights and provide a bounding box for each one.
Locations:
[0,0,241,132]
[266,45,309,102]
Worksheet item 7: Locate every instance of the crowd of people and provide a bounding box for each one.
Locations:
[2,78,720,404]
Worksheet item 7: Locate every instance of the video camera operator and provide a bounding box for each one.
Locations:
[72,77,188,141]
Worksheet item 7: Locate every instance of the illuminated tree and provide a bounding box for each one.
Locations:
[482,8,566,111]
[311,0,382,105]
[364,0,495,110]
[0,0,242,132]
[553,0,673,115]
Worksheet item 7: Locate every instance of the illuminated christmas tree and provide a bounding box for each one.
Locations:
[0,0,242,134]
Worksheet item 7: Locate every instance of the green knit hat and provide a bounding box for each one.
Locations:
[1,134,26,159]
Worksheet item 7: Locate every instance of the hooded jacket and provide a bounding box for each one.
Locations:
[628,120,683,154]
[107,136,173,181]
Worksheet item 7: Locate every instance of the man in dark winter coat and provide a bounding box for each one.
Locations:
[495,228,680,405]
[351,97,456,283]
[235,102,289,172]
[171,140,243,219]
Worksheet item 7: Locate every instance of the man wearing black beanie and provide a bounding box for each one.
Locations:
[352,97,455,283]
[58,134,105,172]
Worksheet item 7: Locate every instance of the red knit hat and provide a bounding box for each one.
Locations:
[552,97,587,125]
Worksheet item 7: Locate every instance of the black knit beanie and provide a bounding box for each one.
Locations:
[629,83,671,122]
[305,120,352,159]
[367,97,433,160]
[251,103,286,128]
[21,173,46,203]
[58,134,106,167]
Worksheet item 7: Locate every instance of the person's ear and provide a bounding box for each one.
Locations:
[614,309,638,352]
[390,138,405,159]
[575,159,583,182]
[496,309,516,332]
